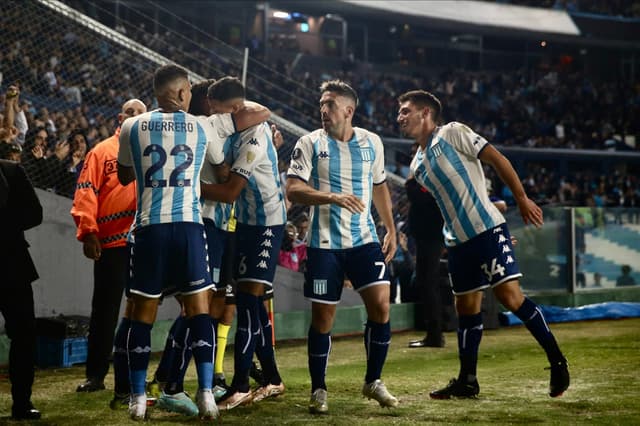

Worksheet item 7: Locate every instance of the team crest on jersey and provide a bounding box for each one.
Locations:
[360,148,373,162]
[431,142,443,158]
[318,151,329,159]
[246,151,256,163]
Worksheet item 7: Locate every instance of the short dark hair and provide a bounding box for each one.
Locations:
[207,76,245,102]
[189,79,216,115]
[153,64,189,94]
[398,90,442,122]
[319,80,358,107]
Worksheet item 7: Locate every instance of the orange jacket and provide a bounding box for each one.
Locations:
[70,129,136,248]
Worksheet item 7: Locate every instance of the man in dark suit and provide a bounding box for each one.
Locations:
[0,159,43,420]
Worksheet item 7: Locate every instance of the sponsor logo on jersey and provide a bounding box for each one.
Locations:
[318,151,329,159]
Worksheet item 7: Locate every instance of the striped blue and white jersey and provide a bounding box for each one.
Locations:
[117,109,224,230]
[200,113,236,231]
[409,121,505,247]
[287,127,386,250]
[227,122,286,227]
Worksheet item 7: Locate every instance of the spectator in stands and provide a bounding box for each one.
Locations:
[616,265,636,286]
[70,99,146,407]
[398,89,569,399]
[278,221,307,272]
[0,158,43,420]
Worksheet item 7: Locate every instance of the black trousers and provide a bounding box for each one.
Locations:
[0,282,36,410]
[85,246,128,381]
[414,239,444,331]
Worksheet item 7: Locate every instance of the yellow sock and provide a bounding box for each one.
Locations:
[215,323,231,376]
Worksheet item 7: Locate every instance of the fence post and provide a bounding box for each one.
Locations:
[565,208,576,294]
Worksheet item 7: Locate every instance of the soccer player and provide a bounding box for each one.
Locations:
[201,76,287,410]
[286,80,399,414]
[117,65,223,420]
[396,89,570,399]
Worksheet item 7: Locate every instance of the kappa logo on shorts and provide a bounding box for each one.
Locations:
[257,260,268,269]
[502,245,512,253]
[259,249,270,258]
[261,239,273,248]
[498,234,507,243]
[263,228,274,237]
[313,279,328,295]
[506,255,514,264]
[191,340,213,349]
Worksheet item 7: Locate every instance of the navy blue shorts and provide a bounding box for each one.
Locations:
[128,222,214,298]
[447,223,522,295]
[304,243,390,304]
[235,223,284,287]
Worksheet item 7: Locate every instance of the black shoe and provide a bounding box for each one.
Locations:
[249,361,264,386]
[76,378,106,392]
[109,392,130,410]
[548,358,570,397]
[429,378,479,399]
[408,335,445,348]
[12,403,41,420]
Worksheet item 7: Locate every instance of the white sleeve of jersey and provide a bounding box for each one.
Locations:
[287,135,313,182]
[201,117,225,166]
[208,113,236,138]
[370,132,387,185]
[443,121,488,159]
[117,117,134,167]
[230,125,263,180]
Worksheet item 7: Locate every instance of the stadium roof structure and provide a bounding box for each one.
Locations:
[335,0,581,36]
[270,0,581,37]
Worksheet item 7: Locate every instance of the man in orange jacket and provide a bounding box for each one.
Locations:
[70,99,146,400]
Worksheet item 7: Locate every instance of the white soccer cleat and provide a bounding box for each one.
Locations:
[308,388,328,414]
[362,379,399,408]
[196,389,219,420]
[128,393,147,421]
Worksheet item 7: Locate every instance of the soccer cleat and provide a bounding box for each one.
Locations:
[213,375,229,401]
[196,389,219,420]
[129,393,147,421]
[156,391,199,417]
[548,358,570,397]
[216,389,254,410]
[252,382,286,402]
[109,392,130,410]
[309,388,328,414]
[429,378,480,399]
[362,379,399,408]
[146,379,164,399]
